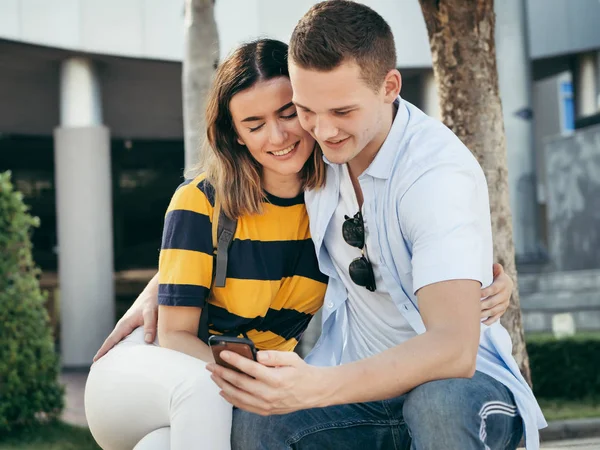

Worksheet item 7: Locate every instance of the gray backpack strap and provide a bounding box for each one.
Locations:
[199,198,237,343]
[214,205,237,288]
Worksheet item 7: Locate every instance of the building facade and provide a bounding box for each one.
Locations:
[1,0,599,367]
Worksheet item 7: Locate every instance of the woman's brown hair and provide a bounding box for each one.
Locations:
[192,38,325,219]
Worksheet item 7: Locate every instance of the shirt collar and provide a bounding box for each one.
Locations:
[364,96,409,180]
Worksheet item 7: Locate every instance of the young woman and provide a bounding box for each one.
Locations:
[84,39,513,450]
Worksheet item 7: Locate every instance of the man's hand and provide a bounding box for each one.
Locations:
[480,263,513,326]
[207,350,328,416]
[93,273,159,361]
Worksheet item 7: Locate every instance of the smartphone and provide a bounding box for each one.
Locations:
[208,335,258,373]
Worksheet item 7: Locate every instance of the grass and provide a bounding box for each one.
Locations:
[0,421,100,450]
[539,398,600,422]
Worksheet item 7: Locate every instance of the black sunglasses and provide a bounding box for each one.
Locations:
[342,211,376,292]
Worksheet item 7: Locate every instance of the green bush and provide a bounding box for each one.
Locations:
[528,333,600,401]
[0,171,64,432]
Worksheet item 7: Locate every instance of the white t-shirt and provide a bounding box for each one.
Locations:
[328,164,417,363]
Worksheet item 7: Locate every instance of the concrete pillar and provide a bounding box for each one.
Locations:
[495,0,539,260]
[575,52,598,118]
[420,70,440,120]
[54,58,114,368]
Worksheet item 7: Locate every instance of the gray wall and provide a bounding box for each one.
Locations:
[520,269,600,333]
[544,124,600,271]
[0,41,61,135]
[0,0,432,66]
[0,40,183,139]
[0,0,185,61]
[526,0,600,59]
[3,0,599,66]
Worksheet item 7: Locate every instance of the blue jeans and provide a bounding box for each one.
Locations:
[232,371,523,450]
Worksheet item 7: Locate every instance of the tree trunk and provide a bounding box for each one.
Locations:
[182,0,219,172]
[418,0,532,385]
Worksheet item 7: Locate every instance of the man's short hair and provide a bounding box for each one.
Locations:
[289,0,397,91]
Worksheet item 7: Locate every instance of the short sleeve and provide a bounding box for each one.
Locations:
[399,164,492,294]
[158,178,215,307]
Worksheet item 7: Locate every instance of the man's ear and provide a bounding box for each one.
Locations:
[237,136,244,146]
[382,69,402,102]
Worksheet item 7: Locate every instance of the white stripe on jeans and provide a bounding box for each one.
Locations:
[478,401,519,449]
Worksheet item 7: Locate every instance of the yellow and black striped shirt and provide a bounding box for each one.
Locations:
[158,174,328,352]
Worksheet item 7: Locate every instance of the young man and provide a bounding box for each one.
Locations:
[206,1,546,449]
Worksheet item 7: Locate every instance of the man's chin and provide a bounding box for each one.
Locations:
[322,150,354,165]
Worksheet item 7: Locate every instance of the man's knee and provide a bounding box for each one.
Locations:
[403,376,481,429]
[402,372,521,449]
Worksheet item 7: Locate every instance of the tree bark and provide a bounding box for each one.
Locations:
[418,0,532,385]
[182,0,219,172]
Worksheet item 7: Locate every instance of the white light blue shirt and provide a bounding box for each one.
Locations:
[304,98,547,449]
[330,163,417,363]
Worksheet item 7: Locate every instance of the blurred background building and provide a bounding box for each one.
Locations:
[1,0,599,367]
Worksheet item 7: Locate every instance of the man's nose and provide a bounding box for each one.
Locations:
[314,116,338,142]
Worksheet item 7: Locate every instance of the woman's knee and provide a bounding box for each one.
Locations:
[85,345,172,450]
[85,342,230,449]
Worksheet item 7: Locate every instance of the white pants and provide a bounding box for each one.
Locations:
[84,327,232,450]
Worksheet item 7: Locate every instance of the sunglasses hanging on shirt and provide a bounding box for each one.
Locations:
[342,211,376,292]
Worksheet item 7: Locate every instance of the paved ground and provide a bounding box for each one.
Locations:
[541,438,600,449]
[61,371,600,449]
[60,370,88,427]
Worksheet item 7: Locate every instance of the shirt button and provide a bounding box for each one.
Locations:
[327,302,334,308]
